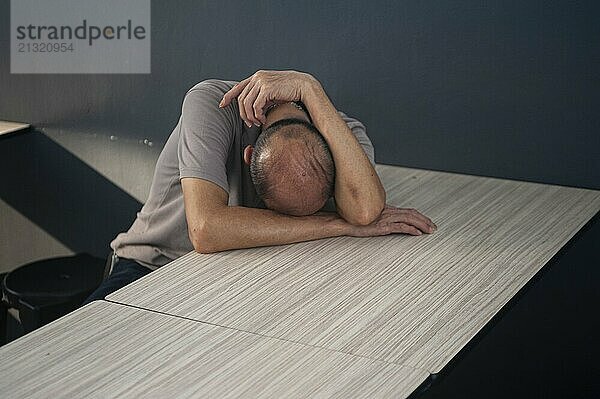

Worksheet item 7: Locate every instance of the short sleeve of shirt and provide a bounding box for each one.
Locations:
[337,110,376,166]
[177,80,235,193]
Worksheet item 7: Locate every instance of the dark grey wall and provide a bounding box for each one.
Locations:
[1,0,599,257]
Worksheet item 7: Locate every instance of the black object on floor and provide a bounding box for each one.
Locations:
[1,253,107,345]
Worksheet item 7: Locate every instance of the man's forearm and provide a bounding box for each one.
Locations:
[192,206,349,254]
[301,78,386,225]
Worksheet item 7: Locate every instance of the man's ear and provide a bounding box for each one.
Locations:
[243,145,254,165]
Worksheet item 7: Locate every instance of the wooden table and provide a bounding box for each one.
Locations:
[0,120,29,136]
[0,301,428,398]
[107,164,600,374]
[1,164,598,398]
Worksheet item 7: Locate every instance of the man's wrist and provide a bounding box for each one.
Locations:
[300,74,324,106]
[322,213,353,237]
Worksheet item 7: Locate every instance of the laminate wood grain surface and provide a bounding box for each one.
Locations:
[0,120,29,136]
[108,164,600,373]
[0,301,428,398]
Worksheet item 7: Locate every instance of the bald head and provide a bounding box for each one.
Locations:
[250,118,335,216]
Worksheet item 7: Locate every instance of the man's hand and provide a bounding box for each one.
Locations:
[219,69,316,127]
[346,205,437,237]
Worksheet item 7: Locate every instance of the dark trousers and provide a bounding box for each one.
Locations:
[82,257,152,306]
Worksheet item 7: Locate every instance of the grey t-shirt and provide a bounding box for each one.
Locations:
[110,79,376,270]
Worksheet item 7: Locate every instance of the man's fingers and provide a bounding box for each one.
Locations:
[238,82,256,128]
[253,92,269,124]
[404,208,436,232]
[401,211,434,234]
[238,96,249,128]
[405,208,435,226]
[391,207,436,231]
[392,222,423,236]
[219,78,250,108]
[243,85,262,126]
[383,209,435,234]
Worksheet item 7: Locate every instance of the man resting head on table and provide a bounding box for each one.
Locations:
[83,70,437,305]
[248,115,335,216]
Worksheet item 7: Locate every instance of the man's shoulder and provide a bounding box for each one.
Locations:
[186,79,239,96]
[177,79,237,119]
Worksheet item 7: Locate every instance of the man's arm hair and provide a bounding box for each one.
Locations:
[183,178,434,253]
[301,77,386,225]
[182,177,350,253]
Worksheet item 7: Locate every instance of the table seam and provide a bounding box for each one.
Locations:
[103,298,432,376]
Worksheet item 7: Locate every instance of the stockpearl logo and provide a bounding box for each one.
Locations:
[11,0,151,74]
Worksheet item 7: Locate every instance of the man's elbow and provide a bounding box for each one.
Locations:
[192,241,217,254]
[338,190,385,226]
[354,190,386,225]
[344,201,385,226]
[189,224,219,254]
